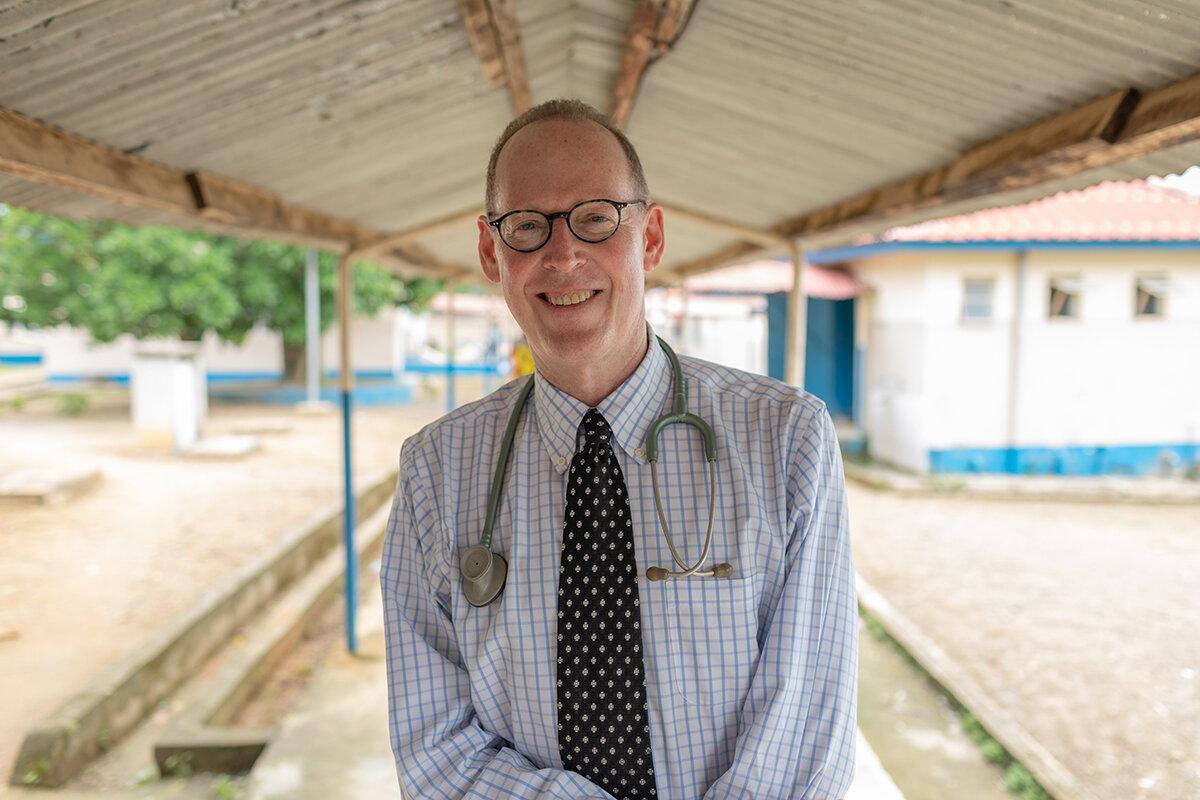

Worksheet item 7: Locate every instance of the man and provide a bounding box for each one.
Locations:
[381,98,858,799]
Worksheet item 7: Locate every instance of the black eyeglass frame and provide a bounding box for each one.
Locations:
[486,198,648,253]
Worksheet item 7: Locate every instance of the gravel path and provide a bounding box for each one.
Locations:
[848,482,1200,800]
[0,388,456,782]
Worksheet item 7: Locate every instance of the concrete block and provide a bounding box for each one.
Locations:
[184,435,261,459]
[0,466,102,506]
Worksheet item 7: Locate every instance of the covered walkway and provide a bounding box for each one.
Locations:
[4,2,1200,798]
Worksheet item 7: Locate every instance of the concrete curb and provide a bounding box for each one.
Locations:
[856,575,1101,800]
[154,499,393,776]
[844,461,1200,506]
[7,468,398,789]
[0,367,46,400]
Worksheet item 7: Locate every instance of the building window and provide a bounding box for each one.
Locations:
[1135,273,1168,318]
[961,278,994,321]
[1048,275,1081,319]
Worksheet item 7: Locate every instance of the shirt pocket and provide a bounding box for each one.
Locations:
[644,573,761,714]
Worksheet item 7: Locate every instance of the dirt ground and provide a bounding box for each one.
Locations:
[0,379,473,783]
[848,483,1200,800]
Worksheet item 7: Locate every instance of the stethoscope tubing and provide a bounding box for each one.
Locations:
[461,336,732,608]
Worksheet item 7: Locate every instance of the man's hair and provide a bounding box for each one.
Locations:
[485,98,650,216]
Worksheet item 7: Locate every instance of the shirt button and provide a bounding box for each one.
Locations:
[634,447,645,458]
[557,456,567,469]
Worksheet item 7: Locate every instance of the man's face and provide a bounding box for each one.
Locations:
[478,118,665,372]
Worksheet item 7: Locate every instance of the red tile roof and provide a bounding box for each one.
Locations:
[682,259,866,299]
[882,180,1200,242]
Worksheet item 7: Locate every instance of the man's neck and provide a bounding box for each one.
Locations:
[535,326,649,408]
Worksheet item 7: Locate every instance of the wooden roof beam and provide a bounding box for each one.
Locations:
[457,0,532,116]
[669,70,1200,279]
[658,202,787,249]
[0,105,459,276]
[610,0,697,129]
[347,206,484,262]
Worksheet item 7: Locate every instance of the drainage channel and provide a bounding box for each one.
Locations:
[857,618,1016,800]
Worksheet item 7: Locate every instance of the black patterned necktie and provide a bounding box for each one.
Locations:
[556,408,658,799]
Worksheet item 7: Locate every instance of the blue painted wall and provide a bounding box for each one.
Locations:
[766,293,856,418]
[929,443,1199,476]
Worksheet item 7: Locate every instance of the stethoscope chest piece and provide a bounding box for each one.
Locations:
[460,544,508,607]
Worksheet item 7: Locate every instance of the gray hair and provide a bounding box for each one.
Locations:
[485,98,650,216]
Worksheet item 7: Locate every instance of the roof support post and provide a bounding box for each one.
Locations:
[305,247,321,405]
[446,283,458,413]
[336,252,358,655]
[785,241,807,389]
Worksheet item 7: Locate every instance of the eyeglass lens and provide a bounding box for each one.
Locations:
[498,200,623,251]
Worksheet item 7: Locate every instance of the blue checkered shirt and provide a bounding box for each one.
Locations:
[381,328,858,799]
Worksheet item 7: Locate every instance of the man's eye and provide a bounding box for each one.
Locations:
[515,221,539,232]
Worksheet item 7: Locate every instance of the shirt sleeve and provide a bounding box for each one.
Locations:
[380,439,617,800]
[701,401,859,799]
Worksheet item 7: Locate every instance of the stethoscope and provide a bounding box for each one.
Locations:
[460,336,733,608]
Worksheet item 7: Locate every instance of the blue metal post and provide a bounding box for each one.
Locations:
[337,253,358,654]
[446,284,457,413]
[340,387,357,653]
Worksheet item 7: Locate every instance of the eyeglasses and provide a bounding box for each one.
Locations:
[487,198,647,253]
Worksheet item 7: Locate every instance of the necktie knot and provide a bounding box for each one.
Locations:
[581,408,612,441]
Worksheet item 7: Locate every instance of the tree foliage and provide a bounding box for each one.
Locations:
[0,206,442,349]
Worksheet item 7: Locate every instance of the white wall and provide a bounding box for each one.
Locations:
[1014,250,1200,448]
[646,288,769,376]
[854,254,930,472]
[3,310,410,379]
[854,248,1200,472]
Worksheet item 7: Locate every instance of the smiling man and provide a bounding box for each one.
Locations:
[381,99,858,799]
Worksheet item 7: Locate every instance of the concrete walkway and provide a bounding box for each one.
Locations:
[246,586,904,800]
[843,459,1200,505]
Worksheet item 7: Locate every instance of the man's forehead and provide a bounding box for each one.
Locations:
[494,117,634,210]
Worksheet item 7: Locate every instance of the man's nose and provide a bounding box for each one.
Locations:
[541,218,585,272]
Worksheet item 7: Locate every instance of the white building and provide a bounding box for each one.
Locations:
[819,180,1200,476]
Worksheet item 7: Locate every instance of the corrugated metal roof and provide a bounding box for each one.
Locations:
[3,0,1200,280]
[882,179,1200,242]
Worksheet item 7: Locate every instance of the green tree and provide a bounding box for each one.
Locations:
[0,206,443,382]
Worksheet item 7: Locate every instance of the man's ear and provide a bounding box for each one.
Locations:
[641,203,665,274]
[478,216,501,284]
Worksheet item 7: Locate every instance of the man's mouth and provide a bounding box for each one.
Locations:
[539,290,599,307]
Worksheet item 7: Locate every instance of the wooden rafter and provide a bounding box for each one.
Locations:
[346,206,484,262]
[457,0,532,116]
[670,71,1200,279]
[610,0,697,129]
[0,106,466,277]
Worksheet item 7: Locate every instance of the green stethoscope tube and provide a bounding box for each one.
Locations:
[479,375,535,551]
[461,336,730,608]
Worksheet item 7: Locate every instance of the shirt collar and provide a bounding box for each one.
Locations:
[533,322,672,475]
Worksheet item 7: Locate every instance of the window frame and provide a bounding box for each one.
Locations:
[1047,274,1082,320]
[1134,272,1168,319]
[960,276,996,323]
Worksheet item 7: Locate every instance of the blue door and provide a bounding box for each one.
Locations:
[766,293,855,418]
